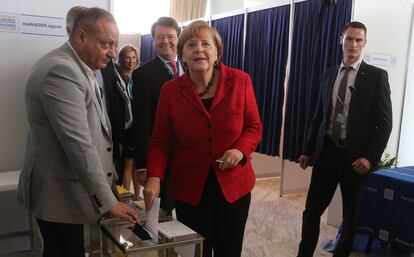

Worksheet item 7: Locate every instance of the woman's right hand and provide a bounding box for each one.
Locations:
[143,177,160,211]
[298,155,310,170]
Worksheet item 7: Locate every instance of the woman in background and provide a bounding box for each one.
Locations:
[117,44,141,198]
[118,44,139,102]
[143,20,262,257]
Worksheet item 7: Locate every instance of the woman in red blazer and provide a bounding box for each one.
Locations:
[144,20,262,257]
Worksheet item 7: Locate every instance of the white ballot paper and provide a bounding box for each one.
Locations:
[158,220,197,257]
[144,197,160,243]
[176,244,196,257]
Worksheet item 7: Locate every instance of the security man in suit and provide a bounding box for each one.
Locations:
[132,16,182,212]
[17,8,138,257]
[296,21,392,257]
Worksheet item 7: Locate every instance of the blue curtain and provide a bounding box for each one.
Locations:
[140,34,155,65]
[211,14,244,70]
[244,5,290,156]
[283,0,352,161]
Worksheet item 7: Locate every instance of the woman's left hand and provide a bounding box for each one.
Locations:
[217,149,244,170]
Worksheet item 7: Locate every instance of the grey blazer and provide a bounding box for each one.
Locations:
[17,43,118,224]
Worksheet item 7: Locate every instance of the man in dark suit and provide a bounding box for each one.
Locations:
[296,21,392,257]
[132,17,182,211]
[98,61,133,184]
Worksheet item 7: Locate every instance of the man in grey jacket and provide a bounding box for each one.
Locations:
[17,7,138,257]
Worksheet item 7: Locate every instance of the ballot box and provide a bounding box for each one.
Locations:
[358,166,414,252]
[99,204,204,257]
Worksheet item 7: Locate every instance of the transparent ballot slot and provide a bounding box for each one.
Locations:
[100,218,203,257]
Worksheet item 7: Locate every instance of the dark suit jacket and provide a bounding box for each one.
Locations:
[304,61,392,168]
[101,64,128,161]
[131,56,173,169]
[147,64,262,205]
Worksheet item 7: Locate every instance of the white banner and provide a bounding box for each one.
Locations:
[20,13,64,37]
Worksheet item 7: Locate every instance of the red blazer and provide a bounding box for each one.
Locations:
[147,64,262,205]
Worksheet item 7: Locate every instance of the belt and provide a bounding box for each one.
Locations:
[326,135,347,149]
[335,139,347,148]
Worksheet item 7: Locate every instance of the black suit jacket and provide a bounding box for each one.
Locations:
[101,64,128,161]
[132,56,174,169]
[304,61,392,168]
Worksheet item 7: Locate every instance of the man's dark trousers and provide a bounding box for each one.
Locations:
[297,137,366,257]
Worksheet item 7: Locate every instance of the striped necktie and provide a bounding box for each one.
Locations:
[331,66,352,142]
[169,60,177,77]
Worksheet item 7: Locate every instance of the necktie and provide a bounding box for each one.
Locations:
[331,66,352,142]
[169,61,177,77]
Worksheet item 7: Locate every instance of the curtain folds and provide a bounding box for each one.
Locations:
[139,34,155,65]
[211,14,244,70]
[170,0,207,22]
[244,5,291,156]
[282,0,353,161]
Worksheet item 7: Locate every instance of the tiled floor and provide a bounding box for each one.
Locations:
[242,177,414,257]
[242,177,337,257]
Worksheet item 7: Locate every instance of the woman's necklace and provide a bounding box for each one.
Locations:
[198,70,216,97]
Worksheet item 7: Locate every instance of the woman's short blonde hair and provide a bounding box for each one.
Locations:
[177,20,223,63]
[117,44,139,67]
[118,44,138,59]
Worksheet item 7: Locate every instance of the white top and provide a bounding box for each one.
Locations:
[0,170,20,192]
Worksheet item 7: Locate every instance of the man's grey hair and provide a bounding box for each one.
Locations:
[66,6,87,35]
[69,7,116,40]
